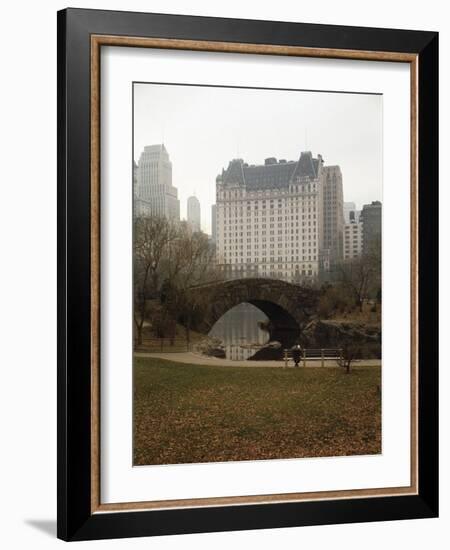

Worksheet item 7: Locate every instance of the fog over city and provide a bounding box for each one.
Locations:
[134,83,382,234]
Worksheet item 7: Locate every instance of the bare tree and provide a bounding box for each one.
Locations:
[161,223,217,345]
[336,341,359,374]
[133,215,177,346]
[317,283,353,318]
[336,233,381,313]
[337,254,379,312]
[365,235,382,302]
[133,216,220,348]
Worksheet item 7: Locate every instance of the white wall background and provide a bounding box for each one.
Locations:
[0,1,447,548]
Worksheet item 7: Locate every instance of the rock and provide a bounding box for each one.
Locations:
[251,341,283,360]
[301,320,381,359]
[265,341,282,349]
[193,337,226,358]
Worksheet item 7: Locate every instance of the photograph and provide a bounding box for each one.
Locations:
[132,82,383,466]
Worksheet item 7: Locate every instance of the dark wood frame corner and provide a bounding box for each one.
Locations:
[57,7,439,541]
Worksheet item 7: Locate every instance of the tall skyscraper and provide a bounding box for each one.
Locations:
[344,219,363,260]
[361,201,382,255]
[133,160,142,216]
[323,165,344,263]
[215,151,330,282]
[135,144,180,220]
[343,204,363,260]
[133,160,138,193]
[343,201,356,224]
[211,204,217,243]
[187,195,201,232]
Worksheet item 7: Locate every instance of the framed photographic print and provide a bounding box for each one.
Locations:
[57,8,438,541]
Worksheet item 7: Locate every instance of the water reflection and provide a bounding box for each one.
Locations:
[208,302,269,360]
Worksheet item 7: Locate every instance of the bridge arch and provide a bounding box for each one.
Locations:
[190,278,320,348]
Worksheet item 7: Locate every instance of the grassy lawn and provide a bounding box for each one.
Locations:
[133,357,381,466]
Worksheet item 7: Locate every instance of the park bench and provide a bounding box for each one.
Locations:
[283,348,343,368]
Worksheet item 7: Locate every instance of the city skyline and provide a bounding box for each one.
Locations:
[134,83,382,234]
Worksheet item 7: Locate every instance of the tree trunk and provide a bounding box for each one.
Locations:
[185,325,190,345]
[185,316,191,349]
[136,325,143,346]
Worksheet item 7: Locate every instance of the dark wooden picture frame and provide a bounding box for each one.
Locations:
[57,8,438,541]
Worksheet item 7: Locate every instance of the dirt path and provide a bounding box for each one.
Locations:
[134,351,381,368]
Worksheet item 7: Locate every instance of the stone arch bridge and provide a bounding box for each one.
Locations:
[189,278,320,348]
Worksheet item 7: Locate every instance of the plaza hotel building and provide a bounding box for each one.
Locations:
[215,151,344,282]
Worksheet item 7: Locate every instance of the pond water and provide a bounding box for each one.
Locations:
[208,302,270,360]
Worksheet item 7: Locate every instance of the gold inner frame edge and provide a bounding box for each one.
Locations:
[90,34,419,514]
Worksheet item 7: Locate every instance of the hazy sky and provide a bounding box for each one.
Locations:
[134,83,382,234]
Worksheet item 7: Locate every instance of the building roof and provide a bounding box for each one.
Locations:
[143,143,167,153]
[220,151,322,190]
